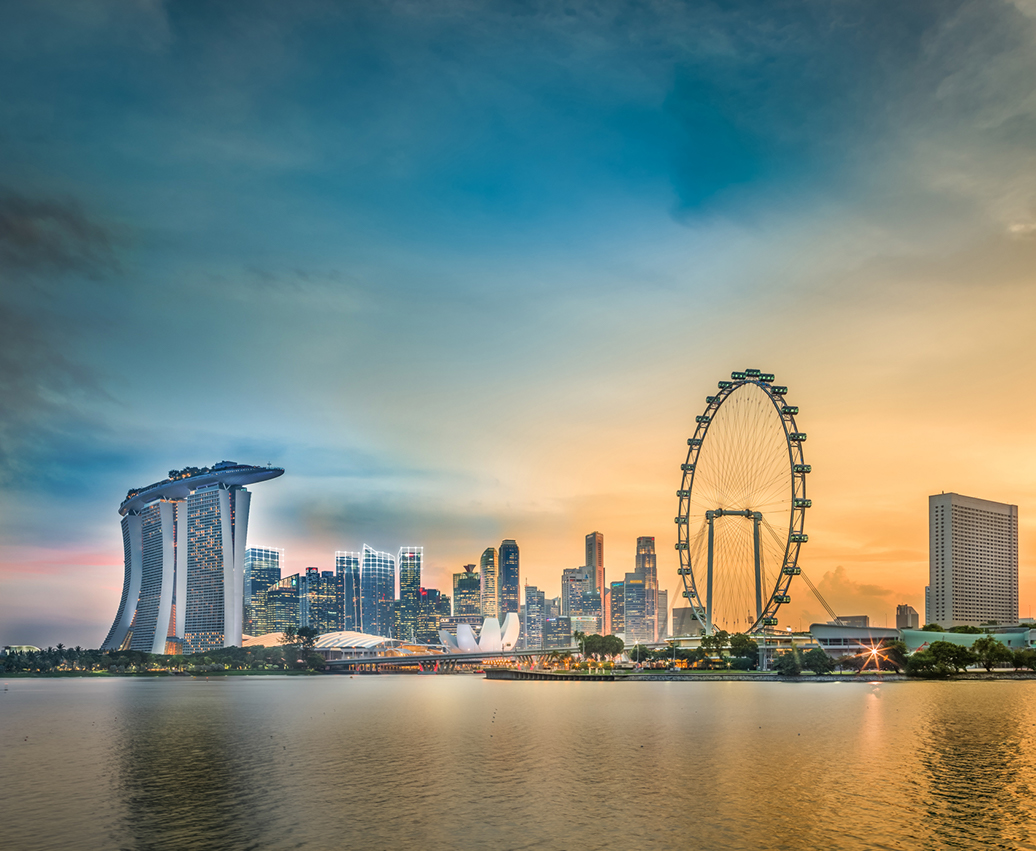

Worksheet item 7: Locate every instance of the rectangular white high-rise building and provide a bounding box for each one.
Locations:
[927,493,1018,627]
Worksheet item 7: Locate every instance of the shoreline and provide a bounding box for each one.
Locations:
[486,669,1036,683]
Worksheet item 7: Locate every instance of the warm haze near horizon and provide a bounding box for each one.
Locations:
[2,1,1036,648]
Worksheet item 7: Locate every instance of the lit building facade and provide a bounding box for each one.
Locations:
[303,567,340,634]
[244,547,282,637]
[262,573,301,634]
[361,545,396,638]
[498,539,520,616]
[480,547,498,618]
[453,565,481,616]
[570,591,603,634]
[335,552,361,632]
[928,493,1019,627]
[416,587,451,644]
[523,585,546,650]
[102,461,284,654]
[623,572,650,644]
[395,547,423,641]
[585,531,605,594]
[544,616,573,650]
[636,536,658,641]
[657,589,669,639]
[560,568,590,616]
[609,580,625,636]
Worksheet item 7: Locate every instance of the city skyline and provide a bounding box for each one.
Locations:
[2,2,1036,648]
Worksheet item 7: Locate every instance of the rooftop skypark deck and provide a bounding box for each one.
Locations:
[120,461,284,515]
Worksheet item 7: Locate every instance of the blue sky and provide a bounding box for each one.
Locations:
[2,0,1036,646]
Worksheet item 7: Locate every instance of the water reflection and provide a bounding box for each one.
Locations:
[919,686,1035,850]
[112,683,271,851]
[7,678,1036,851]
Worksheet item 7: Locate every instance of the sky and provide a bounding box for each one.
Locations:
[2,0,1036,648]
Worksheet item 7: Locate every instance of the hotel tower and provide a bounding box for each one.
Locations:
[102,461,284,654]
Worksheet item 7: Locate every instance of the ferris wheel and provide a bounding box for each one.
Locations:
[676,368,810,635]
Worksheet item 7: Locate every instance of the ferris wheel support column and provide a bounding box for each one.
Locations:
[706,510,715,635]
[753,512,763,622]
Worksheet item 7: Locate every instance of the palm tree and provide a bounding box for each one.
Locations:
[573,630,586,658]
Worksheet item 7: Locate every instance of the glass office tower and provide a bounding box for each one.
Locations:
[244,547,282,637]
[453,565,481,616]
[498,539,520,616]
[636,536,658,641]
[361,545,396,637]
[585,531,605,594]
[480,547,498,618]
[396,547,423,641]
[335,551,361,631]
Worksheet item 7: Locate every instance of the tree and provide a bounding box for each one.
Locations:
[729,633,758,659]
[1012,648,1036,672]
[281,625,299,647]
[772,651,801,676]
[972,636,1013,672]
[297,626,319,650]
[834,654,860,673]
[948,625,983,635]
[700,629,730,656]
[573,630,587,657]
[906,650,950,678]
[928,640,975,673]
[921,623,944,632]
[802,647,835,675]
[881,640,909,674]
[602,635,625,658]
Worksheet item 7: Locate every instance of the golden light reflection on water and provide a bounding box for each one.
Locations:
[2,677,1036,851]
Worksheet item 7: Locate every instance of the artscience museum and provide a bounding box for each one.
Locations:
[439,614,520,653]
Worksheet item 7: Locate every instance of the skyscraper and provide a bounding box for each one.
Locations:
[609,580,625,636]
[102,461,284,654]
[896,604,919,630]
[585,531,605,594]
[361,545,396,637]
[544,616,573,649]
[561,568,590,616]
[396,547,423,641]
[636,536,658,641]
[416,587,451,644]
[523,586,546,650]
[657,589,669,639]
[928,493,1018,627]
[624,572,649,644]
[499,539,520,616]
[302,567,339,634]
[570,590,603,634]
[260,573,301,634]
[244,547,282,637]
[453,565,481,616]
[480,547,498,618]
[335,551,361,631]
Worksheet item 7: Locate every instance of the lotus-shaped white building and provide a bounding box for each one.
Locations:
[439,614,520,653]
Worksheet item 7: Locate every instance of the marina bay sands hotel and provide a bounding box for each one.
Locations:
[101,461,284,655]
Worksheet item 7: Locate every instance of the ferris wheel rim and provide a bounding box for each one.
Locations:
[675,369,809,636]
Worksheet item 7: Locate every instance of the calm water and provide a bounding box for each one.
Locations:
[2,675,1036,850]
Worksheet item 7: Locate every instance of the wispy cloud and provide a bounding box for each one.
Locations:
[0,190,119,277]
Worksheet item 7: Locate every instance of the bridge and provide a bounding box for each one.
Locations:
[324,641,676,673]
[326,647,551,673]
